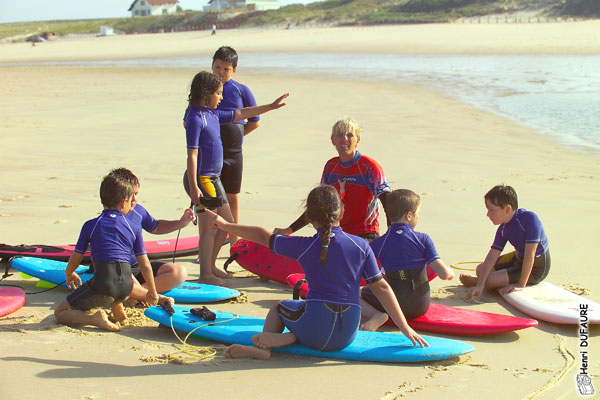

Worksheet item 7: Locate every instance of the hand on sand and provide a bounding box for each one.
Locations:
[499,284,524,296]
[145,291,159,307]
[466,285,483,300]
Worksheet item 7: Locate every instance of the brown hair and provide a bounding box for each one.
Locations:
[188,71,222,108]
[99,171,136,209]
[107,167,140,188]
[305,185,343,267]
[485,184,518,211]
[385,189,420,222]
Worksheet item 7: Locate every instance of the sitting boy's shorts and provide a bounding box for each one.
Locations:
[494,250,551,285]
[277,300,360,352]
[361,267,430,319]
[67,261,133,310]
[130,261,164,285]
[182,172,228,212]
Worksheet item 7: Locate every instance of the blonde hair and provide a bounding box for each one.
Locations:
[331,116,361,140]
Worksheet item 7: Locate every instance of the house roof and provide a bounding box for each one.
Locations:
[128,0,179,11]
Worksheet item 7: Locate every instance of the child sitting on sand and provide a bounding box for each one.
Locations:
[462,184,551,298]
[207,185,427,360]
[106,168,193,306]
[360,189,454,331]
[184,71,287,287]
[54,170,162,331]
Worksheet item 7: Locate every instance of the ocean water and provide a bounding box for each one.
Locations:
[5,53,599,154]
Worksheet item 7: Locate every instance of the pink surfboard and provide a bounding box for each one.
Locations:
[0,236,200,263]
[287,273,538,336]
[228,239,437,285]
[0,286,26,317]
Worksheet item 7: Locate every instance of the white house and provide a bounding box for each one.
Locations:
[128,0,179,17]
[204,0,280,12]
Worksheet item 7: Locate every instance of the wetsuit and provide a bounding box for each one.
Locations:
[270,226,382,351]
[491,208,550,284]
[361,223,439,319]
[218,79,259,194]
[67,209,144,310]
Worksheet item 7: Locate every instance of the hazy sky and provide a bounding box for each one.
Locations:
[0,0,319,23]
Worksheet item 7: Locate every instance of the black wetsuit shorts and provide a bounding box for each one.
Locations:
[67,261,133,310]
[220,123,244,194]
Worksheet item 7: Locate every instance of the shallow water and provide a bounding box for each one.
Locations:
[4,53,599,154]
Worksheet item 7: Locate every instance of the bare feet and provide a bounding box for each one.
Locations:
[460,274,478,287]
[92,310,121,332]
[252,332,296,350]
[224,344,271,360]
[359,312,389,332]
[110,303,127,324]
[212,266,232,279]
[199,276,231,288]
[158,295,174,305]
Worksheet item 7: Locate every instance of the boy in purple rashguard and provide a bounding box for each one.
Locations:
[462,184,551,298]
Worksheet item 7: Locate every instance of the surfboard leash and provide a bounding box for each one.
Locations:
[159,303,238,363]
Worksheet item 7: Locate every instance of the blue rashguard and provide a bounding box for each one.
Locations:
[68,209,145,310]
[361,223,437,319]
[185,106,235,176]
[218,79,259,126]
[491,208,551,285]
[125,204,157,267]
[75,209,146,263]
[491,208,549,258]
[370,223,440,273]
[270,226,382,351]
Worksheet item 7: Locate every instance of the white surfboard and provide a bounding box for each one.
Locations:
[501,282,600,324]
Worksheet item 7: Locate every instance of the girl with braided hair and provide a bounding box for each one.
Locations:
[206,185,427,360]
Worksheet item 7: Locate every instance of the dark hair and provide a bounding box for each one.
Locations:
[385,189,420,222]
[212,46,238,68]
[107,167,140,189]
[305,185,343,267]
[99,172,135,209]
[485,184,518,210]
[188,71,222,108]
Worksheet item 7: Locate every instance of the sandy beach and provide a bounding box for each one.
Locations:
[1,23,599,399]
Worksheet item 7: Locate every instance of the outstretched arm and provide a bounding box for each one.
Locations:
[151,208,195,235]
[233,93,288,123]
[206,209,272,247]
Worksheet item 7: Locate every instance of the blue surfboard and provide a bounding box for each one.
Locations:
[144,305,474,363]
[10,257,240,303]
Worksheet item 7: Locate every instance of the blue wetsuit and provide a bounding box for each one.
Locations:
[218,79,259,194]
[491,208,550,284]
[125,204,164,283]
[270,226,382,351]
[362,223,439,319]
[67,209,145,310]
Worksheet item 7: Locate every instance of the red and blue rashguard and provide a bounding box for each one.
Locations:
[321,151,391,236]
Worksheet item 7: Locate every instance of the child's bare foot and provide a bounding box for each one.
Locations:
[252,332,296,349]
[92,310,121,332]
[199,276,231,288]
[460,274,478,287]
[158,295,174,305]
[359,312,389,331]
[212,267,232,279]
[110,303,127,324]
[224,344,271,360]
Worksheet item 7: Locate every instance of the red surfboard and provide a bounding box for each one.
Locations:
[287,273,538,336]
[0,286,26,317]
[227,239,437,284]
[0,236,200,264]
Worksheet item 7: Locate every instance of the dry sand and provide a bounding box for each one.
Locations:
[1,22,599,399]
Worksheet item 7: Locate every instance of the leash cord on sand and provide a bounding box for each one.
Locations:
[165,312,239,363]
